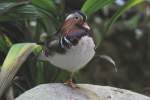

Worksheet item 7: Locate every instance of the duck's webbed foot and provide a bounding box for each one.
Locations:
[64,72,78,88]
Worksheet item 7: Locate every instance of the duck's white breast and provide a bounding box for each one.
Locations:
[45,36,95,72]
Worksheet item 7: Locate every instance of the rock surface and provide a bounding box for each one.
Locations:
[16,83,150,100]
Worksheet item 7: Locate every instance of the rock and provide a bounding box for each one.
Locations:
[15,83,150,100]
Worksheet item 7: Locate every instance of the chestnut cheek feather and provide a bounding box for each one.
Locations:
[62,19,76,35]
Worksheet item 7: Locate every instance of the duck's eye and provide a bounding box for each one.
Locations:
[75,17,79,19]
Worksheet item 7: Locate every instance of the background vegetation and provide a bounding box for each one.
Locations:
[0,0,150,99]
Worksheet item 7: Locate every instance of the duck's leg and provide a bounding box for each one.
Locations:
[64,72,77,88]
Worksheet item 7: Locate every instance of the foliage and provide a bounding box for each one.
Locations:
[0,43,42,97]
[105,0,144,32]
[81,0,114,17]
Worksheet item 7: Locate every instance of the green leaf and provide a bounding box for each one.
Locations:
[36,61,44,84]
[31,0,57,15]
[0,43,42,97]
[105,0,144,32]
[92,27,102,49]
[0,33,12,52]
[0,1,29,15]
[81,0,114,17]
[0,2,47,21]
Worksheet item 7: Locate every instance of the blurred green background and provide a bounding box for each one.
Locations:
[0,0,150,99]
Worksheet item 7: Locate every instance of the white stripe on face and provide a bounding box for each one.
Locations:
[65,14,74,20]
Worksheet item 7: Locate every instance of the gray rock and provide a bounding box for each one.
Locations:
[16,83,150,100]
